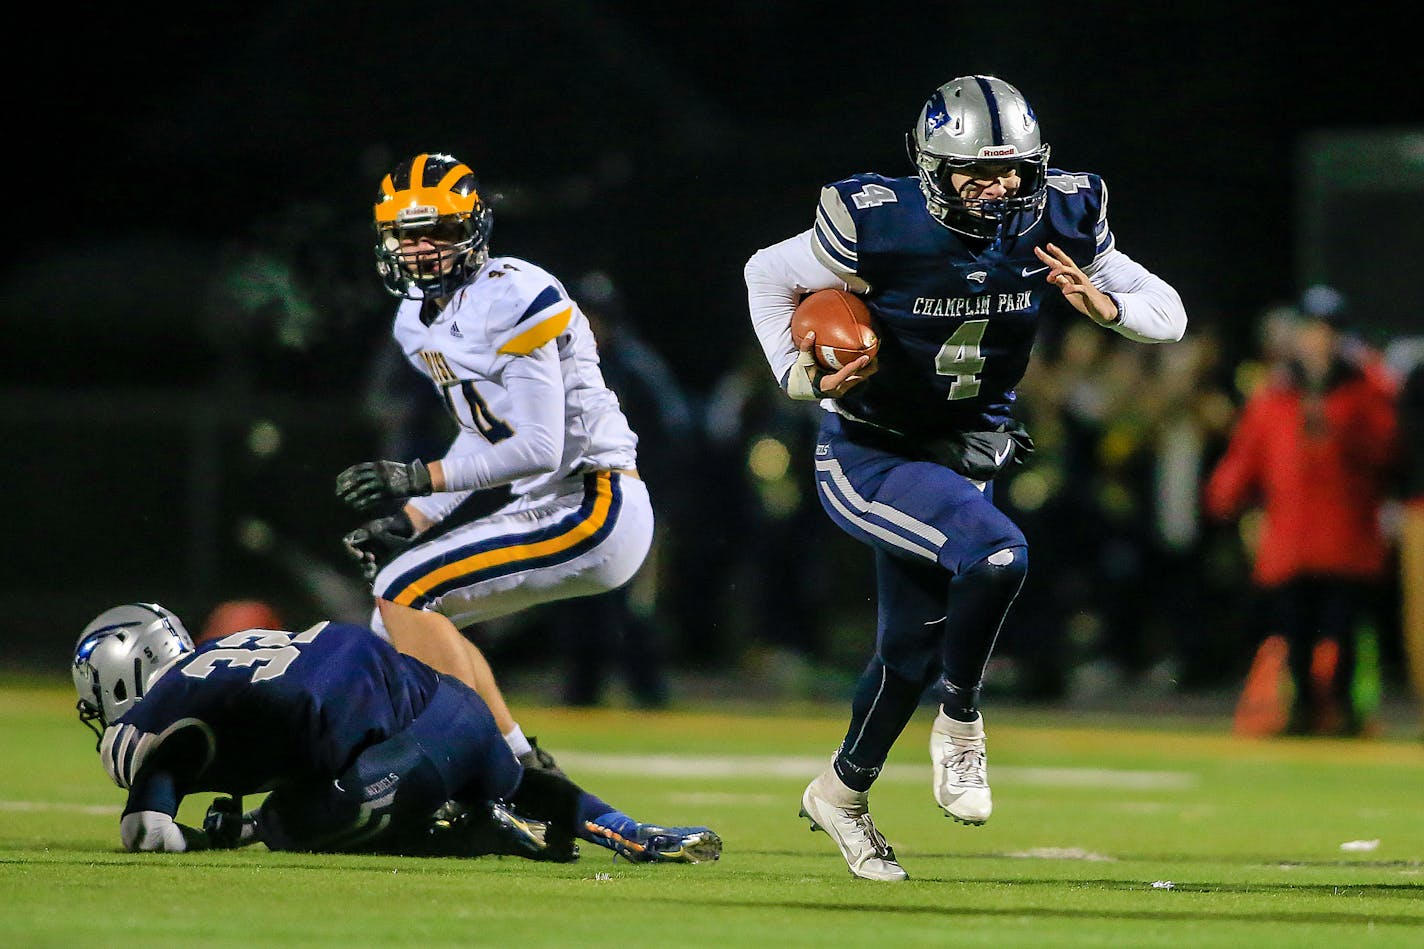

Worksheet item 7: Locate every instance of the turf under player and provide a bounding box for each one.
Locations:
[744,75,1186,880]
[334,153,652,778]
[72,602,720,862]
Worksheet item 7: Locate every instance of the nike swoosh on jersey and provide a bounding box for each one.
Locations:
[1020,266,1049,277]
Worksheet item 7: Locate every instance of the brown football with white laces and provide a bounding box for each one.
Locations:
[791,289,880,371]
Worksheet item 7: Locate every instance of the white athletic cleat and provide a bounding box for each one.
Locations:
[931,710,992,825]
[799,766,908,881]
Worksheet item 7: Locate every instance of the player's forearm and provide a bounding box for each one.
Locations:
[1087,249,1186,343]
[426,349,567,492]
[437,359,565,491]
[435,425,561,492]
[746,230,846,387]
[745,251,803,385]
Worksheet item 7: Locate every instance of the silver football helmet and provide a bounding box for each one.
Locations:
[72,603,194,743]
[906,75,1051,240]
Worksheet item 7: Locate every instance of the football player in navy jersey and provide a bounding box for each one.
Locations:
[745,75,1186,880]
[71,602,721,863]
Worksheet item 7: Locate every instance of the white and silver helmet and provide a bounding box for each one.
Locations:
[72,603,194,742]
[906,75,1051,239]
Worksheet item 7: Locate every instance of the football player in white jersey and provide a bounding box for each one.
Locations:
[336,153,654,776]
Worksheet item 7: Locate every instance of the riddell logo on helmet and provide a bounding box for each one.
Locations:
[978,146,1018,158]
[397,205,439,224]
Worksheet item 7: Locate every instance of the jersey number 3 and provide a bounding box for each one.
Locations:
[935,319,987,400]
[180,624,327,684]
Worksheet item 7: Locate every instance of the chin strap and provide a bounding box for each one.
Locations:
[77,700,105,750]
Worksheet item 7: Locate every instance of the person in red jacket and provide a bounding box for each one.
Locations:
[1205,287,1398,735]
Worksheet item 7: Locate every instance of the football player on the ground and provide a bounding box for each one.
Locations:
[72,603,720,863]
[334,154,653,780]
[744,75,1186,880]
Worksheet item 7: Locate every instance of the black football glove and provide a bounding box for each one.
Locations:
[335,459,433,514]
[202,796,253,849]
[342,510,418,581]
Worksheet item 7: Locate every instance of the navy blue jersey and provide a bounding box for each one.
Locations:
[99,622,439,809]
[812,171,1110,437]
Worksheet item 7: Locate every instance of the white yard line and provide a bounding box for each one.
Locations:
[1005,847,1117,861]
[553,753,1197,789]
[0,800,120,815]
[0,757,1193,817]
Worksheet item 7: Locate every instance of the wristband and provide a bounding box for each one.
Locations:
[786,350,825,401]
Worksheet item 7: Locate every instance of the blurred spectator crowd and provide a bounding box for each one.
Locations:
[170,216,1424,729]
[347,274,1424,727]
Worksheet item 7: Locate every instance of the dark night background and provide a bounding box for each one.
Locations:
[4,4,1422,692]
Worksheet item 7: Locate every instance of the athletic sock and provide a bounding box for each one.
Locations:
[502,723,532,758]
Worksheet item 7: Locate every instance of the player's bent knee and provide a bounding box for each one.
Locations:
[967,545,1028,590]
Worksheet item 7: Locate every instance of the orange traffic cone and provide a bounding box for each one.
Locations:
[198,599,284,645]
[1233,634,1291,736]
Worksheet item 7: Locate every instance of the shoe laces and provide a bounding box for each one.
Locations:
[942,736,987,787]
[839,804,894,859]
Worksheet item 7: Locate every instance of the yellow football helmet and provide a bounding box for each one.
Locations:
[374,153,493,299]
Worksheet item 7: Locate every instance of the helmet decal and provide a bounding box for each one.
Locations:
[924,90,954,135]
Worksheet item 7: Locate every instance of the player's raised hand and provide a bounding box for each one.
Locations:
[335,460,434,514]
[1033,243,1120,326]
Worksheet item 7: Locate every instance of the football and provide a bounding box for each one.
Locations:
[791,289,880,371]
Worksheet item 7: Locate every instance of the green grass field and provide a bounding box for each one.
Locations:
[3,680,1422,947]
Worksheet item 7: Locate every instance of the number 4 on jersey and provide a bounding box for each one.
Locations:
[852,183,898,209]
[935,319,987,400]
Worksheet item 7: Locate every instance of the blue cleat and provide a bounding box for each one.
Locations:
[634,825,723,863]
[583,818,722,864]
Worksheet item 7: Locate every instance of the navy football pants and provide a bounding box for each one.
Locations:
[814,414,1028,787]
[256,676,521,853]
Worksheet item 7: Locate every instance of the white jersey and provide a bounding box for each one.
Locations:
[390,255,638,520]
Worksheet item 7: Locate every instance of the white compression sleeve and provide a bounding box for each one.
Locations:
[437,348,565,492]
[744,229,849,390]
[1085,248,1187,343]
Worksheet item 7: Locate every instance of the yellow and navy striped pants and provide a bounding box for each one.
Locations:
[371,471,653,631]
